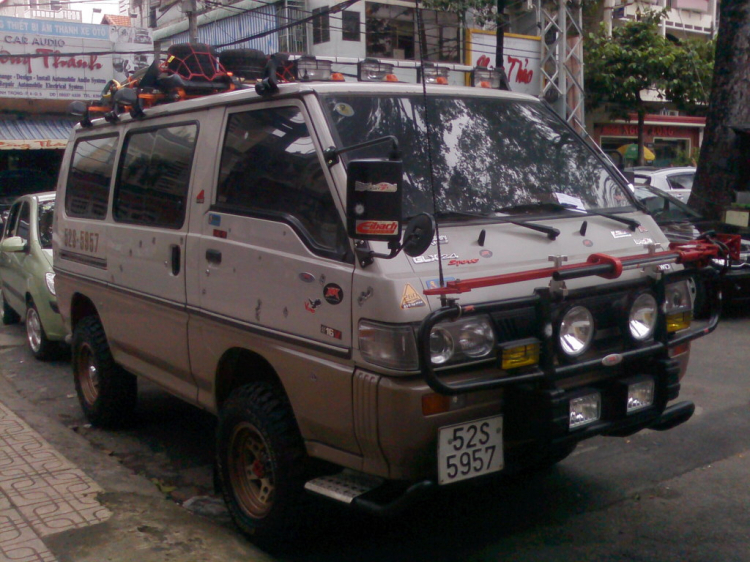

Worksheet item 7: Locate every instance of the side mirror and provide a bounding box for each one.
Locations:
[346,159,403,242]
[0,236,27,253]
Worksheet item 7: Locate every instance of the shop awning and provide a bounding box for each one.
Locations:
[0,117,78,150]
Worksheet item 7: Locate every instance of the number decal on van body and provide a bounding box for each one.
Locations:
[64,228,99,253]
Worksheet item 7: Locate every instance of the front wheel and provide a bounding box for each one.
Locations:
[72,315,137,428]
[216,382,307,545]
[26,300,57,360]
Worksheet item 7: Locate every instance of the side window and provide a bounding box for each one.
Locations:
[3,202,22,239]
[216,106,347,256]
[114,123,197,229]
[16,203,30,241]
[66,135,119,219]
[668,174,694,190]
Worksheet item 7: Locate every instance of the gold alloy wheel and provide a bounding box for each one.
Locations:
[26,307,43,353]
[75,343,100,406]
[229,421,275,519]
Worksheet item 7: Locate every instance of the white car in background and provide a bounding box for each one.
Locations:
[631,166,696,203]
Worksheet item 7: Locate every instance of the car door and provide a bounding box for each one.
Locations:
[105,121,199,402]
[667,172,694,202]
[196,102,353,347]
[0,201,29,313]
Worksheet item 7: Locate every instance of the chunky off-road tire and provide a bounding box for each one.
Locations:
[1,290,20,325]
[25,299,58,360]
[72,315,137,428]
[216,382,307,546]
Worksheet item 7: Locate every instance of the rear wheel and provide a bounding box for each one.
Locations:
[1,289,20,325]
[72,316,137,428]
[216,382,307,546]
[25,300,57,360]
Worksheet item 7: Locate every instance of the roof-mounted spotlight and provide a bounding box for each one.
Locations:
[295,56,332,81]
[418,62,449,85]
[357,58,395,82]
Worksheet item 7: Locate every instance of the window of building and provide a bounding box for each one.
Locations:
[312,7,330,45]
[114,124,197,229]
[65,136,119,220]
[365,2,459,62]
[50,0,63,11]
[277,0,307,52]
[342,11,360,42]
[216,106,347,258]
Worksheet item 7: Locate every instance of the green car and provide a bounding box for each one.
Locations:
[0,191,66,359]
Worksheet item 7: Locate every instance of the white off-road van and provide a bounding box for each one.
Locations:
[52,46,735,543]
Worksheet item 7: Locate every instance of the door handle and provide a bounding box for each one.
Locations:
[206,249,222,265]
[170,244,181,276]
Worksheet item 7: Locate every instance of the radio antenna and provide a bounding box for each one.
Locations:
[415,1,448,307]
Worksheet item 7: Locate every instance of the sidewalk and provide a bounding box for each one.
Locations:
[0,331,272,562]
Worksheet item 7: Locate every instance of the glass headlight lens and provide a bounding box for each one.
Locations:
[665,280,693,333]
[45,272,56,296]
[457,318,495,358]
[559,306,594,357]
[359,320,418,370]
[629,293,657,341]
[430,327,454,365]
[429,315,496,366]
[665,280,692,313]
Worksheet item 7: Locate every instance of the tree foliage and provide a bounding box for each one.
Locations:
[585,9,714,164]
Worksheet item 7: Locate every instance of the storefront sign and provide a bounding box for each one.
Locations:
[601,124,684,138]
[0,15,152,100]
[466,30,541,96]
[0,139,67,149]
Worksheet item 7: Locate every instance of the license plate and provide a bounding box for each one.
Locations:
[438,415,503,485]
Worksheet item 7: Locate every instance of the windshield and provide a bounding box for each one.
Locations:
[321,94,633,219]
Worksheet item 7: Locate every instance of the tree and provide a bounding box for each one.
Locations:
[585,10,713,166]
[688,0,750,220]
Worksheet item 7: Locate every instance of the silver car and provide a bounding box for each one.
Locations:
[632,166,695,203]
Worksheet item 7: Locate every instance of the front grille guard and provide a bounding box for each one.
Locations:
[418,264,723,397]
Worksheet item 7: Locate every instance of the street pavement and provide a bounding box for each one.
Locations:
[0,308,749,561]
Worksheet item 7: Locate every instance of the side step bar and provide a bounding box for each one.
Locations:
[305,469,434,516]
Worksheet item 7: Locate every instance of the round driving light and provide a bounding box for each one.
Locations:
[629,293,657,341]
[430,327,454,365]
[458,319,495,358]
[559,306,594,357]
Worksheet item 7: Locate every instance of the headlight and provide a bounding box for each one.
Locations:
[628,292,657,341]
[665,280,693,333]
[429,327,454,365]
[359,320,418,370]
[559,306,594,357]
[45,272,56,296]
[429,315,495,366]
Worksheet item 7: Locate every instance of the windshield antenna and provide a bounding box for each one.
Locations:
[415,1,447,306]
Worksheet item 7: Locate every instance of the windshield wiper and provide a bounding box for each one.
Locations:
[433,209,560,240]
[495,201,640,231]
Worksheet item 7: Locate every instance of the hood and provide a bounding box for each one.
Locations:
[397,212,672,309]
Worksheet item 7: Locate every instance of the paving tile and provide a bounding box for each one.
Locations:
[0,536,57,561]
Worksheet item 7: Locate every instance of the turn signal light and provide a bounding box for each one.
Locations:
[422,393,465,416]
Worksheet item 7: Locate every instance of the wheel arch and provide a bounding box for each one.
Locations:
[69,292,99,333]
[215,347,286,411]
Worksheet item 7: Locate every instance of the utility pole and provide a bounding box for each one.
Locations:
[182,0,199,43]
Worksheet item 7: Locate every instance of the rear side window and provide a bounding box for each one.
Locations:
[216,107,347,256]
[66,135,119,219]
[668,173,694,190]
[114,123,197,229]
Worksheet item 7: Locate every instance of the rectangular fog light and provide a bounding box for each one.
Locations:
[500,338,540,370]
[569,393,601,429]
[627,379,655,413]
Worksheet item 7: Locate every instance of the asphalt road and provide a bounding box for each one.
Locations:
[1,303,749,562]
